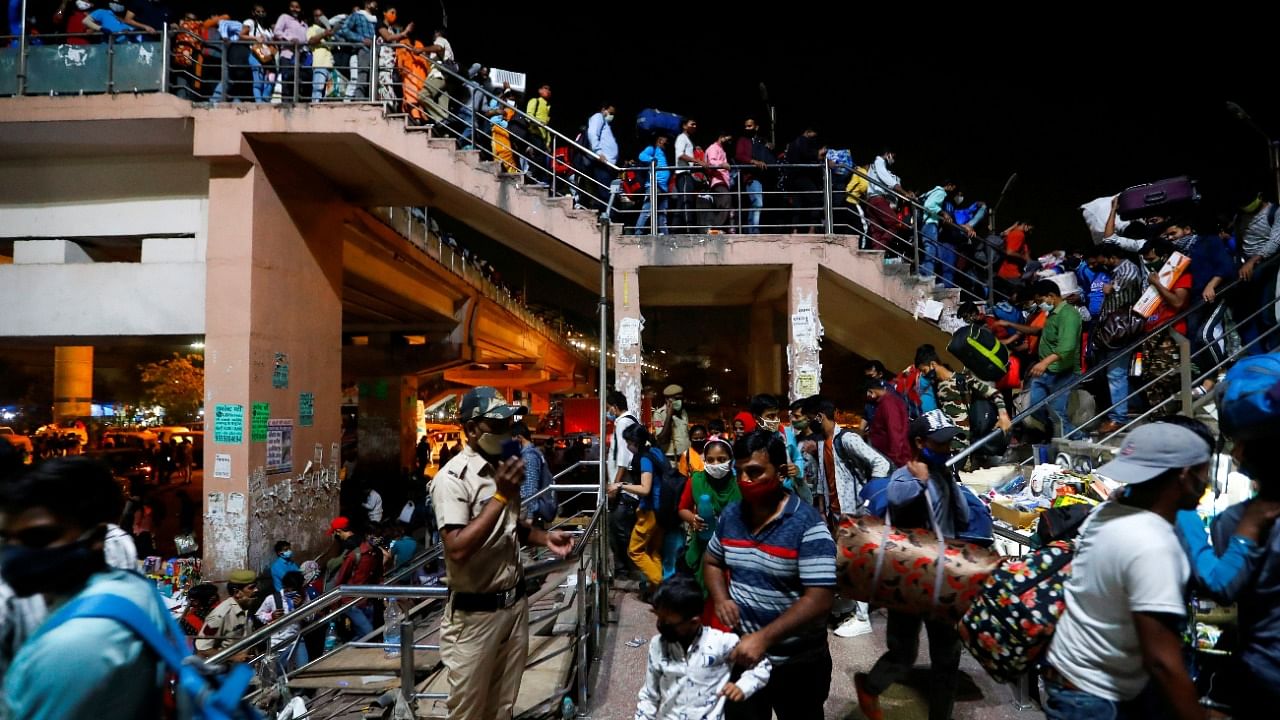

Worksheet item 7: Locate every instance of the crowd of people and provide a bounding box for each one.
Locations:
[599,370,1280,719]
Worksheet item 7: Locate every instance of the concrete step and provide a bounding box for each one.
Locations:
[427,137,457,150]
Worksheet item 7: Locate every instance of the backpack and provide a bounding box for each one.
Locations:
[643,448,687,530]
[1093,309,1146,351]
[947,323,1011,383]
[892,368,925,421]
[954,484,994,547]
[523,446,558,524]
[958,540,1075,683]
[1219,354,1280,439]
[38,590,263,720]
[833,429,878,496]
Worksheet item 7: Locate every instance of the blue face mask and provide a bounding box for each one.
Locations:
[920,447,952,467]
[606,412,617,422]
[281,550,293,559]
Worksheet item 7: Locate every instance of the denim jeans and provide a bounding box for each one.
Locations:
[458,104,476,147]
[1100,348,1130,424]
[1043,680,1133,720]
[634,193,669,234]
[345,604,374,638]
[921,222,955,285]
[311,67,330,101]
[1030,369,1079,439]
[744,178,763,233]
[248,54,270,103]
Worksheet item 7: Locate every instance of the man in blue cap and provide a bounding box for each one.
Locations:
[431,387,574,720]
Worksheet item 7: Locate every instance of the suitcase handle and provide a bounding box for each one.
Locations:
[1143,191,1168,203]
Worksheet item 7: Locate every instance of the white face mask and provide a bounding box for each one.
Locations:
[671,400,683,413]
[605,113,614,123]
[760,417,780,432]
[75,0,92,9]
[109,2,125,12]
[1039,301,1054,313]
[705,462,732,480]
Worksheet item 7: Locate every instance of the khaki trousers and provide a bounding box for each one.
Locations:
[439,594,529,720]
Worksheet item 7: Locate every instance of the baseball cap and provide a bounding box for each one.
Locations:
[457,386,527,422]
[328,516,350,535]
[910,409,965,444]
[1096,423,1211,484]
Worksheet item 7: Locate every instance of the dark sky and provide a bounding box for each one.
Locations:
[420,6,1280,250]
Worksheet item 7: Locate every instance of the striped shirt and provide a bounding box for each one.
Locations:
[706,493,836,664]
[1102,259,1142,314]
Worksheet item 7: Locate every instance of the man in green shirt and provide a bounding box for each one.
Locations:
[1027,278,1083,440]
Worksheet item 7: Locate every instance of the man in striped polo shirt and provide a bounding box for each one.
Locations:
[704,430,837,720]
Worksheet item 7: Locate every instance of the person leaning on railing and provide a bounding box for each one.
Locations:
[82,1,155,42]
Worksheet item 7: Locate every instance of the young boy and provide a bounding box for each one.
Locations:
[635,576,771,720]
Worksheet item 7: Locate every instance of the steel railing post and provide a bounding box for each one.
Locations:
[822,166,833,235]
[292,42,301,104]
[911,206,921,272]
[399,617,415,710]
[1173,329,1194,415]
[106,32,116,94]
[160,28,170,93]
[649,161,658,236]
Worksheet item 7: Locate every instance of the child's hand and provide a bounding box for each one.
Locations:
[719,682,745,702]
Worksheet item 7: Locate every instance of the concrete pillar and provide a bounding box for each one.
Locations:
[53,346,93,421]
[613,264,644,416]
[356,375,419,479]
[201,150,343,580]
[748,302,783,396]
[787,262,823,402]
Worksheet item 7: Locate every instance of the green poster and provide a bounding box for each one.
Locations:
[251,402,270,443]
[299,392,314,428]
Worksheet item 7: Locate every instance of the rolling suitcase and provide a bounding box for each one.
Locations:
[1116,176,1199,220]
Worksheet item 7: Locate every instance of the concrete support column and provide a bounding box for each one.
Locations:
[612,264,644,416]
[53,346,93,421]
[201,150,343,580]
[748,302,783,396]
[787,262,823,402]
[356,375,419,480]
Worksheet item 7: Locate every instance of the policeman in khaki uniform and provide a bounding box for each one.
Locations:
[432,387,574,720]
[195,569,258,659]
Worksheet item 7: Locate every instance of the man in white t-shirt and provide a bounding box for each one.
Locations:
[1044,423,1210,720]
[673,118,704,233]
[606,390,641,584]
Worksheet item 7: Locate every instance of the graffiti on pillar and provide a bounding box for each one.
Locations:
[250,463,340,521]
[617,316,644,365]
[788,289,823,402]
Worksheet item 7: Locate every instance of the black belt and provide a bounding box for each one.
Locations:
[450,582,526,613]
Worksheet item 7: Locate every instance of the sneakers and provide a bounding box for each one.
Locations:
[833,613,872,638]
[854,673,883,720]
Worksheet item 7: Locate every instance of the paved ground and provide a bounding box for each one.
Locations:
[589,589,1038,720]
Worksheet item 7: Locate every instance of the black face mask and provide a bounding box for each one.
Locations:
[743,128,757,137]
[690,440,707,455]
[925,370,939,384]
[0,528,107,598]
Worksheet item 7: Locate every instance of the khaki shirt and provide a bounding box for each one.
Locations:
[195,596,250,653]
[431,445,521,594]
[650,407,690,457]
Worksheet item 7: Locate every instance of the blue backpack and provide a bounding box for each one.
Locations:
[1220,354,1280,439]
[956,484,995,547]
[37,589,263,720]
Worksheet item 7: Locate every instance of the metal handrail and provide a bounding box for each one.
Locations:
[950,250,1280,466]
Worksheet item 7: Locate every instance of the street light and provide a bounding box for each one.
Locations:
[1227,101,1280,206]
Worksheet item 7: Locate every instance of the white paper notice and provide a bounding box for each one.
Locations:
[314,443,324,464]
[213,453,232,479]
[207,492,224,520]
[226,492,246,516]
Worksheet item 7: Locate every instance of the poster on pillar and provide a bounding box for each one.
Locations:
[266,419,293,474]
[618,316,644,365]
[299,392,314,428]
[790,307,822,354]
[272,353,290,389]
